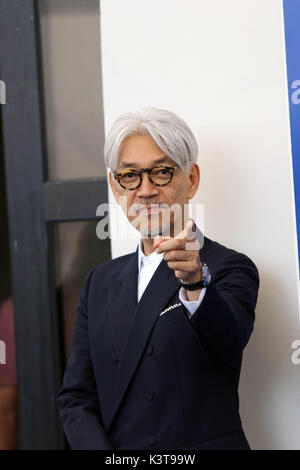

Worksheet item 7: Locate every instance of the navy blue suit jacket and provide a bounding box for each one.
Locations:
[56,235,259,450]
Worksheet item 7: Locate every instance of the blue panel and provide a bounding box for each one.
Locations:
[283,0,300,270]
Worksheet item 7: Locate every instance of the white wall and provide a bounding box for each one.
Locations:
[99,0,300,449]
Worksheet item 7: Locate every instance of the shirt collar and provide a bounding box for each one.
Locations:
[138,238,164,273]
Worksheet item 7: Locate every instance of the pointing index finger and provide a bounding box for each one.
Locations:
[185,219,204,251]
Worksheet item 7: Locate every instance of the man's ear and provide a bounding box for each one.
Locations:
[187,163,200,200]
[108,171,120,204]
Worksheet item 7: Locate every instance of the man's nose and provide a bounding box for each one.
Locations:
[136,172,159,197]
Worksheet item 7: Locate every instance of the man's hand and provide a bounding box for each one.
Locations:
[153,219,202,284]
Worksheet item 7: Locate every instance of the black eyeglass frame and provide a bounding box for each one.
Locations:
[113,165,179,190]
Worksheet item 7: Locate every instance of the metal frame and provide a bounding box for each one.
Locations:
[0,0,109,449]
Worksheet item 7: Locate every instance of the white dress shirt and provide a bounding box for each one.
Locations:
[137,239,206,319]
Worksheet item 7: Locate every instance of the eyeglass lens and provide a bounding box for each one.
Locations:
[119,167,174,189]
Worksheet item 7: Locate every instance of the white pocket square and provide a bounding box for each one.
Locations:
[160,303,182,317]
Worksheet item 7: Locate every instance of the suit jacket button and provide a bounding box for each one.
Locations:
[148,435,156,445]
[147,345,153,355]
[146,390,155,401]
[112,356,119,363]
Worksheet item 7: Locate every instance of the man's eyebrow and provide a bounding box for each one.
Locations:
[119,156,172,169]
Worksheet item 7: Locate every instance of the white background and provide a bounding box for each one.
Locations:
[100,0,300,449]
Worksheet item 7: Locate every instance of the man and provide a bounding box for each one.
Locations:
[57,108,259,450]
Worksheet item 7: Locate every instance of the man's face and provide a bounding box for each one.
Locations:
[109,133,200,238]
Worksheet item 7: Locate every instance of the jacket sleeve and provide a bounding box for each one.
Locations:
[189,251,260,366]
[56,268,114,450]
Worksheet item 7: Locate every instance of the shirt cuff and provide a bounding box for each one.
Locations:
[179,287,207,319]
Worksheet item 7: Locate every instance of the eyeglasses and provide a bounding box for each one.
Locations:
[113,165,179,190]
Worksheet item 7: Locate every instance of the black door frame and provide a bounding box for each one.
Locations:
[0,0,109,449]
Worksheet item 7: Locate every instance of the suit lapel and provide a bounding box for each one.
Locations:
[107,247,139,360]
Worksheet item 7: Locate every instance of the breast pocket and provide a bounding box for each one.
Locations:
[158,302,183,319]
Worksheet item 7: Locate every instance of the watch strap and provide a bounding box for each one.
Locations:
[179,262,211,290]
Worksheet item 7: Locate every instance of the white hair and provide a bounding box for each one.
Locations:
[103,107,198,172]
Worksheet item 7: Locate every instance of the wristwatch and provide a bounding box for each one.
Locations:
[179,262,211,291]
